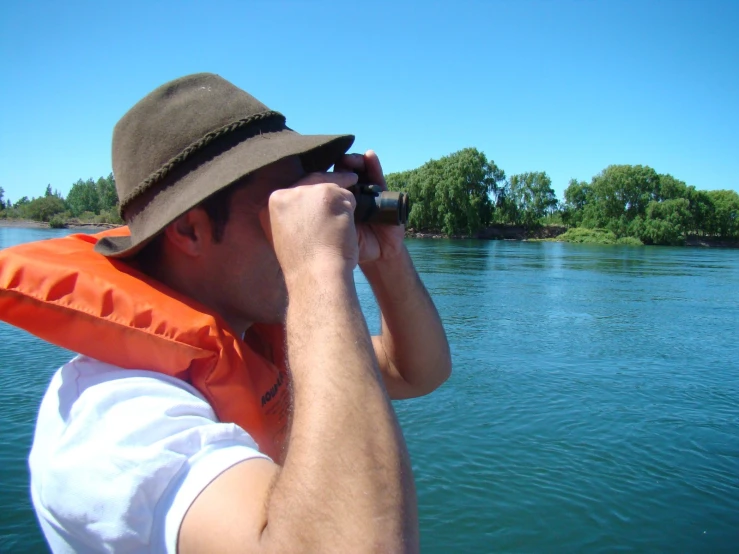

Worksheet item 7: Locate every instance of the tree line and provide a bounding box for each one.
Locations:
[0,174,122,227]
[2,152,737,244]
[386,148,739,245]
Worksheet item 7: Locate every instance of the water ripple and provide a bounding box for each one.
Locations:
[2,231,738,552]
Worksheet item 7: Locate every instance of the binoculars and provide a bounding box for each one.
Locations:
[349,184,409,226]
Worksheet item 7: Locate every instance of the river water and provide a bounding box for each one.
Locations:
[1,227,737,552]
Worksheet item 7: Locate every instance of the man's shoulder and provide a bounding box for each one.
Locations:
[53,354,207,401]
[30,355,218,462]
[30,355,267,553]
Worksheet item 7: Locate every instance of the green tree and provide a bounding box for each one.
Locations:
[24,195,67,222]
[583,165,660,230]
[561,179,592,226]
[0,186,5,210]
[45,184,53,197]
[14,196,30,208]
[386,148,505,235]
[685,187,714,236]
[66,178,100,216]
[386,168,432,228]
[564,179,591,211]
[657,174,688,201]
[492,189,518,225]
[556,163,737,244]
[96,173,118,212]
[631,198,692,245]
[507,172,558,226]
[706,190,739,239]
[385,170,412,194]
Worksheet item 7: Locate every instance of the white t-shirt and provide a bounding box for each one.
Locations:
[29,355,269,553]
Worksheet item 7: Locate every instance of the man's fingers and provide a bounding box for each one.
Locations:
[334,153,366,174]
[293,171,359,189]
[334,151,386,190]
[363,150,387,190]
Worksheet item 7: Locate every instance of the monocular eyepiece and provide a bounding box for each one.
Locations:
[350,184,409,226]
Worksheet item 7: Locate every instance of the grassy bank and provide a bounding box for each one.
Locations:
[543,228,643,245]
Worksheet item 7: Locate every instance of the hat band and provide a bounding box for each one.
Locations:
[119,110,286,215]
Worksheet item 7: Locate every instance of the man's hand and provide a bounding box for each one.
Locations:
[264,171,359,281]
[334,150,406,265]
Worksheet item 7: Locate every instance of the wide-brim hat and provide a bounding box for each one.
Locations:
[95,73,354,257]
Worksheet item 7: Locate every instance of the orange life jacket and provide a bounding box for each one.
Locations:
[0,227,289,460]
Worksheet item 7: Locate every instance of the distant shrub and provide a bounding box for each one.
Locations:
[49,215,67,229]
[21,195,66,222]
[556,228,642,246]
[93,208,123,225]
[615,236,644,246]
[1,207,23,220]
[557,228,616,244]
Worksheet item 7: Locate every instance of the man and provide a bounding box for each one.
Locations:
[22,73,451,553]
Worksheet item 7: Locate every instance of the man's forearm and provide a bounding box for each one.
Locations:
[361,246,452,398]
[264,264,418,552]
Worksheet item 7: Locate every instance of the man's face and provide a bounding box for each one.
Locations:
[206,156,305,329]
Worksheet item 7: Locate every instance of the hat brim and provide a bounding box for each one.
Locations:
[95,130,354,258]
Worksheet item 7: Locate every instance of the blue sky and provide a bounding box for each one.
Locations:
[1,0,737,204]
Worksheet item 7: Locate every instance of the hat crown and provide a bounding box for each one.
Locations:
[112,73,277,210]
[96,72,354,258]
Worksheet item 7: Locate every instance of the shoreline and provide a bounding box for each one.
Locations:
[405,227,739,249]
[406,224,568,241]
[0,219,121,231]
[2,220,735,248]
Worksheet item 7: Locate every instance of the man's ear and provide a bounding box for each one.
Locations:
[163,208,213,257]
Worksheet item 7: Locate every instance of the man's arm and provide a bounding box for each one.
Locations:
[335,150,451,399]
[362,248,452,399]
[179,178,418,553]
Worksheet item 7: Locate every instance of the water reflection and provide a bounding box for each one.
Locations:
[409,239,492,275]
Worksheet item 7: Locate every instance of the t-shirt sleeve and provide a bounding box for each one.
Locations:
[30,357,270,554]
